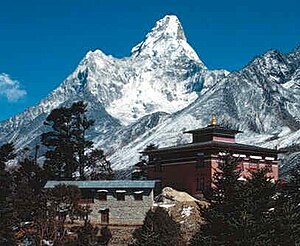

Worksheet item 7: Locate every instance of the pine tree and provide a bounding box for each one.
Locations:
[42,101,113,180]
[248,169,276,239]
[132,207,181,246]
[271,164,300,245]
[98,226,112,246]
[76,221,99,246]
[132,144,158,180]
[48,184,82,223]
[42,105,79,179]
[191,155,278,246]
[32,184,85,245]
[0,143,16,245]
[191,153,242,246]
[131,159,147,180]
[12,156,45,223]
[230,168,277,245]
[88,149,114,180]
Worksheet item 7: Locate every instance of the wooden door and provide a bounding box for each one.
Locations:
[100,209,109,224]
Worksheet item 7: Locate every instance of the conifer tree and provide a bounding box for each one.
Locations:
[31,184,85,245]
[271,163,300,245]
[88,149,114,180]
[132,144,158,180]
[191,155,278,246]
[132,207,181,246]
[0,143,16,245]
[42,104,79,179]
[231,168,277,245]
[76,222,100,246]
[42,101,113,180]
[191,153,242,246]
[48,184,82,224]
[98,226,112,246]
[12,155,45,223]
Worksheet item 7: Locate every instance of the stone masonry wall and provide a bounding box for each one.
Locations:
[87,188,153,225]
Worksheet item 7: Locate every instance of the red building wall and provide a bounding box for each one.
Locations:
[147,161,211,196]
[147,155,279,196]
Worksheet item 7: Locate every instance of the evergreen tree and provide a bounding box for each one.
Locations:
[132,144,158,180]
[191,155,278,246]
[42,104,79,179]
[32,184,85,245]
[191,153,242,246]
[132,207,181,246]
[271,164,300,245]
[42,101,113,180]
[98,226,112,246]
[88,149,114,180]
[12,155,45,223]
[131,159,148,180]
[76,222,99,246]
[229,168,277,245]
[0,142,16,168]
[48,184,82,224]
[0,143,16,245]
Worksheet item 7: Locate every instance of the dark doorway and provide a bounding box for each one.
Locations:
[100,209,109,224]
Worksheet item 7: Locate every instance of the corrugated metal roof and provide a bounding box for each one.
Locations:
[44,180,156,189]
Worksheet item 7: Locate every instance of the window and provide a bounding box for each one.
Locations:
[98,192,107,201]
[116,190,126,201]
[236,163,243,171]
[196,153,204,168]
[196,177,205,191]
[250,164,258,171]
[80,189,94,204]
[134,191,143,201]
[154,157,162,172]
[97,190,108,201]
[116,193,125,201]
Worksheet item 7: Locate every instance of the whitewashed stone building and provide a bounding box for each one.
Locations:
[44,180,157,225]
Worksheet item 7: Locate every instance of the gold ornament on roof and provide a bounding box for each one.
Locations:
[211,114,217,126]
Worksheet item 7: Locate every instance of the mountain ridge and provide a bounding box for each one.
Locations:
[1,15,300,173]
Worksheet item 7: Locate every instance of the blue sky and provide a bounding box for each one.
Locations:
[0,0,299,121]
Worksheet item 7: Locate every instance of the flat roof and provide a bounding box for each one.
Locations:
[184,125,243,135]
[143,140,282,155]
[44,180,156,189]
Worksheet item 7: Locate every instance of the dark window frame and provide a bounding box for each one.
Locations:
[196,176,205,191]
[81,189,94,203]
[196,153,205,168]
[134,193,143,201]
[154,156,162,172]
[98,192,107,201]
[116,193,125,201]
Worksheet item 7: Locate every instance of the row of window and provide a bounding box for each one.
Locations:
[236,163,273,172]
[100,192,143,201]
[81,192,143,202]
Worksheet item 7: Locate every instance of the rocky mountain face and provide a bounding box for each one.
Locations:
[1,15,299,173]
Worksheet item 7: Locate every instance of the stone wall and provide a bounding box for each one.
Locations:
[87,188,153,225]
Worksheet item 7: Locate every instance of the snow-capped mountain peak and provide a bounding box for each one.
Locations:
[144,15,187,41]
[131,15,202,64]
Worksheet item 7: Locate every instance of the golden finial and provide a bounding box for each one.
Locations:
[211,114,217,126]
